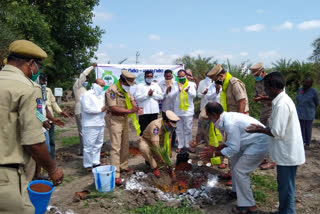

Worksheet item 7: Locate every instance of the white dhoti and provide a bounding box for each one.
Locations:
[176,115,193,149]
[82,126,105,168]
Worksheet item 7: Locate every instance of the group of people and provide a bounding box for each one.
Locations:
[0,39,319,214]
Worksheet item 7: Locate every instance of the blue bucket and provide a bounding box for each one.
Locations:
[28,180,55,214]
[92,165,116,193]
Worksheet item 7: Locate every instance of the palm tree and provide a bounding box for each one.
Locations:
[309,37,320,62]
[174,55,218,79]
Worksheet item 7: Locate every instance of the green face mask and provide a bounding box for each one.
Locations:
[31,62,40,81]
[178,77,186,84]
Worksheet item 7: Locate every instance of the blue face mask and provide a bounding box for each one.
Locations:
[145,78,153,84]
[254,76,263,82]
[82,82,88,87]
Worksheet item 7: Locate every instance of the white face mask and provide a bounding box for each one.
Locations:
[92,83,104,95]
[122,84,130,92]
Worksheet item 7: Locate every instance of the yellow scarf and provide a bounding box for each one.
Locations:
[116,81,141,136]
[210,73,232,165]
[179,79,189,111]
[220,72,232,111]
[162,120,170,156]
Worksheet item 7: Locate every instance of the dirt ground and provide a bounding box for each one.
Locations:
[47,103,320,214]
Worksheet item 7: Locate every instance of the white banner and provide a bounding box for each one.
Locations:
[95,64,184,90]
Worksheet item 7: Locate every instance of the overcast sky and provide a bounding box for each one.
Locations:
[93,0,320,67]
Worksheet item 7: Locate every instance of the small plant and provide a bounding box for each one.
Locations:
[134,202,200,214]
[250,173,277,204]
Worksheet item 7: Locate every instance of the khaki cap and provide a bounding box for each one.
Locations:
[9,40,47,60]
[250,62,264,76]
[165,110,179,127]
[208,64,223,78]
[199,107,208,119]
[121,69,136,86]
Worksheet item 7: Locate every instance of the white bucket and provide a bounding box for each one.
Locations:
[92,165,116,193]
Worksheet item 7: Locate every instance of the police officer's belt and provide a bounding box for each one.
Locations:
[0,164,20,169]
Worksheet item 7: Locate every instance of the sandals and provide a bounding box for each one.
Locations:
[232,206,257,214]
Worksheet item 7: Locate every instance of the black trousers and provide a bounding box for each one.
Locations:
[299,119,313,145]
[139,113,158,135]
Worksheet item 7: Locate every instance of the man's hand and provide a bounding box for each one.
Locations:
[101,106,106,112]
[43,121,51,130]
[202,88,208,95]
[60,112,70,118]
[199,146,216,162]
[215,84,221,94]
[148,89,153,96]
[92,62,97,67]
[166,86,171,94]
[137,107,143,115]
[48,167,64,186]
[245,124,265,133]
[184,86,190,92]
[52,118,65,127]
[253,94,270,102]
[130,106,143,114]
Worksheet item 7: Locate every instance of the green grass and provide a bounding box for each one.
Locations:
[134,202,200,214]
[85,184,115,199]
[61,174,74,185]
[60,136,80,147]
[250,173,277,204]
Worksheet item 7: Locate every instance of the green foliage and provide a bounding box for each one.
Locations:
[134,202,200,214]
[175,55,218,79]
[250,173,277,204]
[1,0,104,89]
[309,36,320,62]
[151,145,171,167]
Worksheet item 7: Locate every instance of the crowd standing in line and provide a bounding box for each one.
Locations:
[1,39,318,214]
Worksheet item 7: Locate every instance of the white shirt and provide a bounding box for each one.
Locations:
[200,80,222,109]
[80,89,106,127]
[219,112,269,159]
[134,81,164,114]
[197,77,212,109]
[159,79,176,112]
[73,66,94,115]
[170,81,197,116]
[269,91,305,166]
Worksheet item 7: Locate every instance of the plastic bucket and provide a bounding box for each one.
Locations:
[92,165,116,193]
[28,180,55,214]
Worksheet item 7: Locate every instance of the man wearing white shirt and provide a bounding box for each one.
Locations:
[80,78,106,171]
[195,71,222,146]
[73,63,97,155]
[169,69,196,153]
[159,69,175,113]
[135,70,164,135]
[200,102,269,214]
[247,72,305,214]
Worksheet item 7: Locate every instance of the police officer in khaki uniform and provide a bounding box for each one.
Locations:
[250,62,275,170]
[208,64,249,113]
[105,70,141,185]
[139,110,179,177]
[0,40,63,213]
[207,64,249,186]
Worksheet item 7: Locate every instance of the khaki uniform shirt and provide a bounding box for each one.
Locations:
[226,77,249,113]
[255,80,272,125]
[73,66,93,115]
[0,65,45,165]
[105,84,134,112]
[141,118,165,145]
[46,87,62,117]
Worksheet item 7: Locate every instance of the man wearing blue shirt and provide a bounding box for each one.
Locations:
[296,78,319,147]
